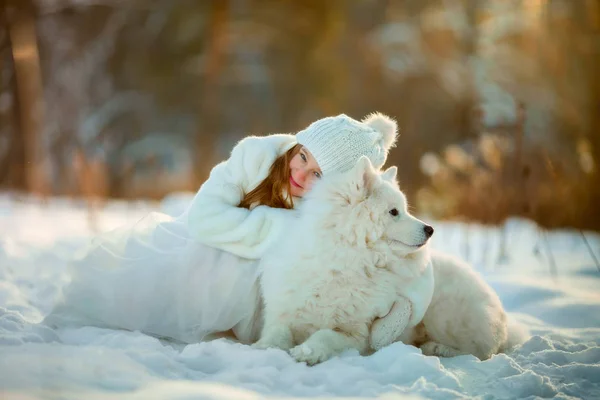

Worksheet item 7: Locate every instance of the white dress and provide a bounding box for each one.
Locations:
[44,211,264,344]
[45,135,300,344]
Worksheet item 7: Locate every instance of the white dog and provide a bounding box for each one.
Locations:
[254,156,435,364]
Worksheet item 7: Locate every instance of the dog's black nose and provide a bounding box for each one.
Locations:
[424,225,434,238]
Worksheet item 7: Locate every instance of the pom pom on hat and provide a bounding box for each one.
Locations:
[362,112,398,152]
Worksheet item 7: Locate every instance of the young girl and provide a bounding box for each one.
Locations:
[45,112,399,345]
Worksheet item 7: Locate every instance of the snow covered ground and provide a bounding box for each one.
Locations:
[1,192,599,399]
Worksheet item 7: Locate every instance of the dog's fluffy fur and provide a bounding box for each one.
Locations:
[398,251,524,360]
[254,157,435,364]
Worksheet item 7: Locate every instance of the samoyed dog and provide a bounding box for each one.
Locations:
[254,156,523,364]
[254,156,436,364]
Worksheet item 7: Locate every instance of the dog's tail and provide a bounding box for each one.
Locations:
[501,314,529,353]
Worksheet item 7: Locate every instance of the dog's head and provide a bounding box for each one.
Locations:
[303,156,434,257]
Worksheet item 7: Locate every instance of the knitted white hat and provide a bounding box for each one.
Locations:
[295,112,399,175]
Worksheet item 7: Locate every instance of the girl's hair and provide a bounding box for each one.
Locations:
[238,143,302,210]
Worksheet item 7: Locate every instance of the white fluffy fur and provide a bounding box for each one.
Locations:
[396,251,525,360]
[362,112,398,151]
[255,157,434,365]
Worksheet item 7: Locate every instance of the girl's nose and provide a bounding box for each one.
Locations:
[295,168,307,183]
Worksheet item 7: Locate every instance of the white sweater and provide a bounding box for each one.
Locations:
[186,134,298,259]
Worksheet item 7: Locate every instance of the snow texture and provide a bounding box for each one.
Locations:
[1,193,599,399]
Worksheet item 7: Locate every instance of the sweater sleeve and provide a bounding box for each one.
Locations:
[370,297,412,351]
[369,260,435,350]
[186,135,297,260]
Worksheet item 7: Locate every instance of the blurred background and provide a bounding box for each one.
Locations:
[1,0,599,230]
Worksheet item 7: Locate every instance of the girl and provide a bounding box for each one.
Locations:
[45,112,399,345]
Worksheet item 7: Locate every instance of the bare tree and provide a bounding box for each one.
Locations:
[4,0,48,197]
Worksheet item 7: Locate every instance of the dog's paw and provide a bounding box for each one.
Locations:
[251,340,277,350]
[420,341,464,358]
[251,325,294,351]
[420,341,441,356]
[252,338,293,351]
[289,343,332,365]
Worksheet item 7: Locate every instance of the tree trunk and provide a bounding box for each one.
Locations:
[194,0,229,186]
[4,0,47,197]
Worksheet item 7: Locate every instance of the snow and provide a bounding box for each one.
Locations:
[1,193,599,399]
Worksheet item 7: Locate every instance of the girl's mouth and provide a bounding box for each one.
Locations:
[290,176,303,189]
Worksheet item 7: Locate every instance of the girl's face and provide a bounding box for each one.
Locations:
[288,146,322,198]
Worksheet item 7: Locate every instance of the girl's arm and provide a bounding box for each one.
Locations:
[370,259,435,350]
[370,297,412,351]
[186,135,296,259]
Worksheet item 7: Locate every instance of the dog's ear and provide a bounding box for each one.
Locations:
[354,156,377,193]
[381,166,397,183]
[355,155,371,173]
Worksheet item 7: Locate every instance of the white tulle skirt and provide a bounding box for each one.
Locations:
[44,212,263,344]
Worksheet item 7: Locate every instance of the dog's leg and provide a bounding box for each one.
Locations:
[252,323,294,351]
[289,328,367,365]
[420,341,466,358]
[370,297,412,351]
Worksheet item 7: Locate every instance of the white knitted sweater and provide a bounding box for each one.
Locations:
[186,134,297,260]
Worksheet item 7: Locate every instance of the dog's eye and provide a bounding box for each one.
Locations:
[389,208,399,217]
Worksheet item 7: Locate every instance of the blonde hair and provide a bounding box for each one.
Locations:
[238,144,302,210]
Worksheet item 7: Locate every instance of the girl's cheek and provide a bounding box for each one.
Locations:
[305,177,315,190]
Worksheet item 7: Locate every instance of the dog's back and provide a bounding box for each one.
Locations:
[418,251,509,359]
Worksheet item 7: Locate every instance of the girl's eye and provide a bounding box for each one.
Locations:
[314,171,321,179]
[389,208,399,217]
[300,153,307,162]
